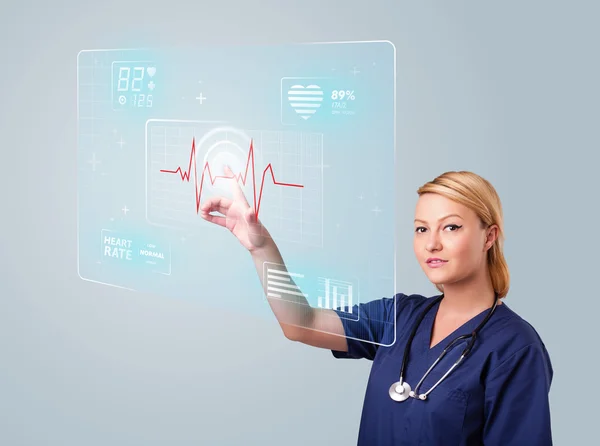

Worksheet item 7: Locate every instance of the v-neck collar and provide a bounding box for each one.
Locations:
[423,298,503,353]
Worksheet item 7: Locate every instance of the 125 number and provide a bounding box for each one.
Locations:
[132,94,153,107]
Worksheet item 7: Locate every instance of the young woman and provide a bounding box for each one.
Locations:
[200,169,553,445]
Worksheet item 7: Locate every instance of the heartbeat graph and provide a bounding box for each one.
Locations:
[159,137,304,220]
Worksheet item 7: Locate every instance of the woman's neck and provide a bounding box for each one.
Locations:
[439,270,500,316]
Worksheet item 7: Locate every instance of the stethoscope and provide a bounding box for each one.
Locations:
[388,292,499,402]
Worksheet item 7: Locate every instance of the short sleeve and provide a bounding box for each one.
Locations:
[330,296,396,361]
[483,343,554,445]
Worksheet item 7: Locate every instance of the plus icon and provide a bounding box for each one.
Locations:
[88,153,101,171]
[351,66,360,76]
[121,205,129,215]
[195,92,206,105]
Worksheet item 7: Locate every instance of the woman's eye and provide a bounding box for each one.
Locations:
[414,224,461,233]
[445,224,461,231]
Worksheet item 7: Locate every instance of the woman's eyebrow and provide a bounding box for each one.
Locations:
[414,213,463,223]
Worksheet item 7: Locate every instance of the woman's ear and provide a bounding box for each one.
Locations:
[484,225,499,250]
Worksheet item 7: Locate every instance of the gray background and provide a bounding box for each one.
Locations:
[0,0,596,444]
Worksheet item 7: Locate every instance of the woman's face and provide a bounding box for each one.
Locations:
[413,193,492,287]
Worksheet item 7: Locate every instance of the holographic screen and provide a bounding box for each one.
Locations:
[77,41,396,347]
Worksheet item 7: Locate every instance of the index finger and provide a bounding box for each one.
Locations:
[224,165,249,206]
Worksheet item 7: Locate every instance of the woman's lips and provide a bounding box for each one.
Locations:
[427,260,448,268]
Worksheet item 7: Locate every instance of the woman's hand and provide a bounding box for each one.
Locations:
[199,165,271,253]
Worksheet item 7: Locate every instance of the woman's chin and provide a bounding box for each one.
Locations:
[426,272,450,285]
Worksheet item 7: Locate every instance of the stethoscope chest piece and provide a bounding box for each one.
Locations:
[388,381,412,402]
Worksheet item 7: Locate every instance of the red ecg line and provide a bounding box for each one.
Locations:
[159,137,304,220]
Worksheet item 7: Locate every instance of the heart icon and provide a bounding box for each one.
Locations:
[287,84,323,120]
[147,67,156,77]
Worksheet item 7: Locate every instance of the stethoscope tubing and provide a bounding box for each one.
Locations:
[395,292,499,401]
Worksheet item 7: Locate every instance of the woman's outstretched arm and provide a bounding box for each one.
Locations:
[200,166,348,351]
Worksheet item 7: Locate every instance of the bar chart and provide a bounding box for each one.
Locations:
[317,277,355,314]
[262,262,360,324]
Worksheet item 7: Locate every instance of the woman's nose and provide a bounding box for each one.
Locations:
[426,234,442,251]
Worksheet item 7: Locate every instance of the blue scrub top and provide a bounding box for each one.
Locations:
[331,293,553,446]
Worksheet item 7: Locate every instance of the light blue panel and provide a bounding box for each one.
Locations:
[77,41,396,344]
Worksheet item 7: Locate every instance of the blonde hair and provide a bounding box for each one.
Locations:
[416,171,510,299]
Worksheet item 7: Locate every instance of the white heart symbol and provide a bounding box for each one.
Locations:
[288,84,323,120]
[147,67,156,77]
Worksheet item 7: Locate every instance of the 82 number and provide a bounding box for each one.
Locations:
[117,67,145,92]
